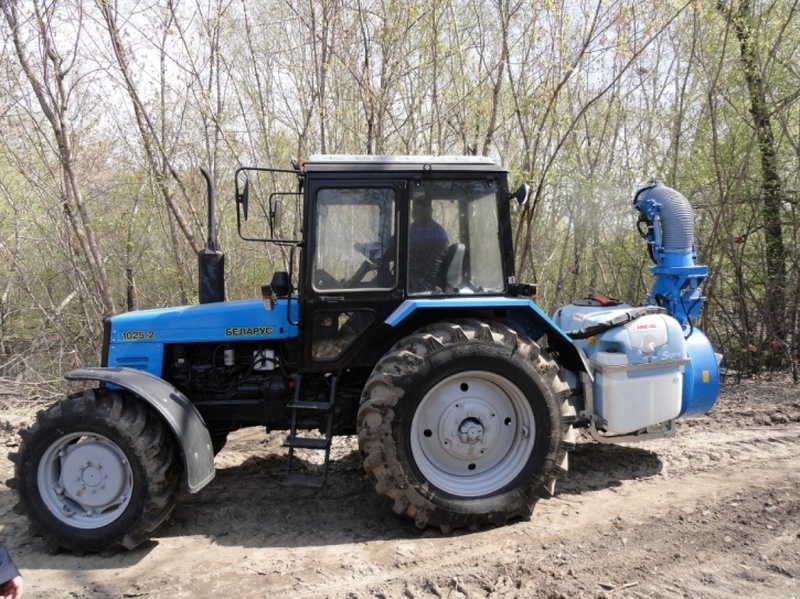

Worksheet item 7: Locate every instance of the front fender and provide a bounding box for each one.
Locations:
[65,367,215,493]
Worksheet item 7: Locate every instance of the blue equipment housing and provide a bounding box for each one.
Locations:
[633,181,708,326]
[634,181,720,415]
[553,181,719,436]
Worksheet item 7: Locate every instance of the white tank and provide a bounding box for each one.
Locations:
[553,300,688,434]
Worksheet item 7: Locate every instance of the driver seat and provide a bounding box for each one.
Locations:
[439,243,465,292]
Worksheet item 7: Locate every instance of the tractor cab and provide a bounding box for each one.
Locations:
[236,155,519,371]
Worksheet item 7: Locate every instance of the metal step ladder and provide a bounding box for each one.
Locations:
[278,374,337,488]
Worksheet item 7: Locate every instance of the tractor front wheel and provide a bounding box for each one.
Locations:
[10,389,180,553]
[357,319,575,531]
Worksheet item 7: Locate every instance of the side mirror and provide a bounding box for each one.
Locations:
[238,178,250,220]
[510,183,529,206]
[270,198,283,235]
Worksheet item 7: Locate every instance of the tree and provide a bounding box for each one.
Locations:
[2,0,116,318]
[97,0,206,305]
[717,0,788,350]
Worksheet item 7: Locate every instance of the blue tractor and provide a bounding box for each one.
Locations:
[11,156,720,552]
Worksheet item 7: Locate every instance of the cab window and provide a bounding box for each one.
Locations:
[407,179,504,295]
[312,188,396,291]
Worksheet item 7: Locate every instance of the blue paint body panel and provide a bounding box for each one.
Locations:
[385,297,572,343]
[106,299,299,376]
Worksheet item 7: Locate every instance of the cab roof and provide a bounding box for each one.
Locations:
[302,154,505,173]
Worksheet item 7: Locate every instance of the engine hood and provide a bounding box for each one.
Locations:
[108,298,299,344]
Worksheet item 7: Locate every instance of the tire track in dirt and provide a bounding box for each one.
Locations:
[2,381,799,599]
[255,421,800,598]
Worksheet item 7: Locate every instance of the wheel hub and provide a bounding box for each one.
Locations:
[410,371,536,497]
[435,396,507,462]
[458,417,485,444]
[60,439,129,510]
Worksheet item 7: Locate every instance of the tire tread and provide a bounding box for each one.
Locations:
[12,389,181,553]
[358,318,574,531]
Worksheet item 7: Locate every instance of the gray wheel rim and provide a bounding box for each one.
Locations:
[410,370,535,497]
[37,432,134,529]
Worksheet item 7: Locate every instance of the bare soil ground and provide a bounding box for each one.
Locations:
[2,374,799,599]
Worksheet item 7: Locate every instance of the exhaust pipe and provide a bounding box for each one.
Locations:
[198,167,225,304]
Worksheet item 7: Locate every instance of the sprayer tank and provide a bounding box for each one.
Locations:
[554,302,719,433]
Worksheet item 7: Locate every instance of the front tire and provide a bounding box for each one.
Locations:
[10,389,180,553]
[357,319,575,531]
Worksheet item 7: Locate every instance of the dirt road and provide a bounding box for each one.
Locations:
[2,374,798,598]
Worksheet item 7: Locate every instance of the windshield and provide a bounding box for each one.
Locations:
[407,178,504,295]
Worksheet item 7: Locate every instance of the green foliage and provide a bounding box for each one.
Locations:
[0,0,798,380]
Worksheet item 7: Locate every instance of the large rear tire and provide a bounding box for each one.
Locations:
[357,319,575,531]
[10,389,180,553]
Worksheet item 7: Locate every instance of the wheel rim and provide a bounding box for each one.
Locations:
[37,432,134,529]
[410,370,535,497]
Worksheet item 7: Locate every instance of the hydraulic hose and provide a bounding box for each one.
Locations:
[566,306,667,340]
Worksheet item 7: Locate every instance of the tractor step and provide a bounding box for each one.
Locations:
[286,398,334,411]
[280,374,338,488]
[283,436,330,450]
[278,472,327,489]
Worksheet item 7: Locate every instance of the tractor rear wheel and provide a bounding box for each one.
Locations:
[10,389,180,553]
[357,319,575,531]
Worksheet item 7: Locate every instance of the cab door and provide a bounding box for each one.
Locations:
[300,178,404,369]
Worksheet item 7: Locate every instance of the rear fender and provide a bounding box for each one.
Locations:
[384,297,589,375]
[64,367,215,493]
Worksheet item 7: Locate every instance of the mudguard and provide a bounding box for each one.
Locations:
[385,297,590,375]
[64,367,215,493]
